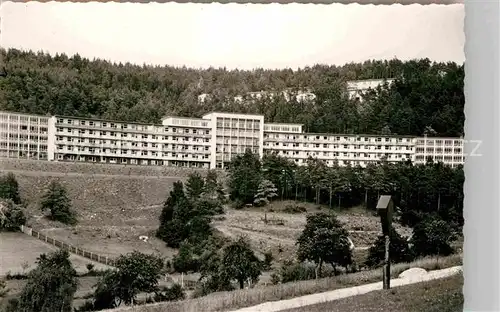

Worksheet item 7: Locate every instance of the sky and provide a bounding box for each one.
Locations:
[0,2,464,70]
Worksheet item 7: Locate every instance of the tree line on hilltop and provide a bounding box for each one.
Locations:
[0,48,464,136]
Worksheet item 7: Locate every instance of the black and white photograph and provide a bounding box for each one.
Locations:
[0,2,465,312]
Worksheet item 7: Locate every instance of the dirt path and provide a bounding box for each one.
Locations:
[229,266,463,312]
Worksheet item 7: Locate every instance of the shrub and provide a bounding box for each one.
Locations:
[0,278,8,297]
[79,268,108,277]
[173,243,201,273]
[263,251,274,270]
[74,300,95,312]
[195,198,224,216]
[231,199,245,210]
[365,227,415,268]
[6,272,28,280]
[411,214,457,257]
[4,298,20,312]
[0,199,26,232]
[283,204,307,214]
[274,262,318,284]
[154,284,185,302]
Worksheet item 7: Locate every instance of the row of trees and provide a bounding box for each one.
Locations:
[155,171,270,294]
[1,48,464,136]
[273,209,458,284]
[229,151,464,230]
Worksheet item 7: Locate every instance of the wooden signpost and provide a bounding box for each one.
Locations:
[376,195,394,290]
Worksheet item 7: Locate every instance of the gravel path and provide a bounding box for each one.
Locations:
[228,266,463,312]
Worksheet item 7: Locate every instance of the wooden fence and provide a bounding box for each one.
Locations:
[19,225,116,267]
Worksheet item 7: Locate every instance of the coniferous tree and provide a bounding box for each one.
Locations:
[40,180,77,225]
[0,172,21,204]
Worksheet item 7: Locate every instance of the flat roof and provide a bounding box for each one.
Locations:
[264,122,304,127]
[202,111,265,119]
[299,132,418,139]
[54,114,160,126]
[0,110,52,118]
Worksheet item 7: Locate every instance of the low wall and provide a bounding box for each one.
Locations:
[0,158,225,177]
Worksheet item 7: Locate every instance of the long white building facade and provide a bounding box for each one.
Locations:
[0,111,464,169]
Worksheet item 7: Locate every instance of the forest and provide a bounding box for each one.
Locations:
[0,48,464,137]
[230,152,464,231]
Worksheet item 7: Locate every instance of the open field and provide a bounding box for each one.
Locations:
[212,201,412,264]
[0,232,110,276]
[105,255,462,312]
[27,200,412,268]
[282,274,463,312]
[17,172,183,226]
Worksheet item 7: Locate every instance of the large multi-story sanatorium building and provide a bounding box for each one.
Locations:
[0,110,464,169]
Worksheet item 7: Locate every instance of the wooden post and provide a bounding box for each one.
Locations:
[377,195,393,290]
[383,234,390,289]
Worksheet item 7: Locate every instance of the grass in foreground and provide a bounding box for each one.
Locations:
[282,274,463,312]
[109,254,461,312]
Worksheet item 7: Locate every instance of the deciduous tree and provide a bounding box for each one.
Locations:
[15,250,78,312]
[296,213,352,278]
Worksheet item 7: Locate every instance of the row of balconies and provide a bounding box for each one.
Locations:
[56,120,211,133]
[416,140,463,146]
[264,137,414,145]
[56,151,211,161]
[0,138,48,144]
[1,143,48,149]
[415,148,463,154]
[59,146,210,154]
[0,146,48,151]
[55,138,212,147]
[1,127,49,134]
[264,144,414,152]
[56,129,212,140]
[271,151,412,160]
